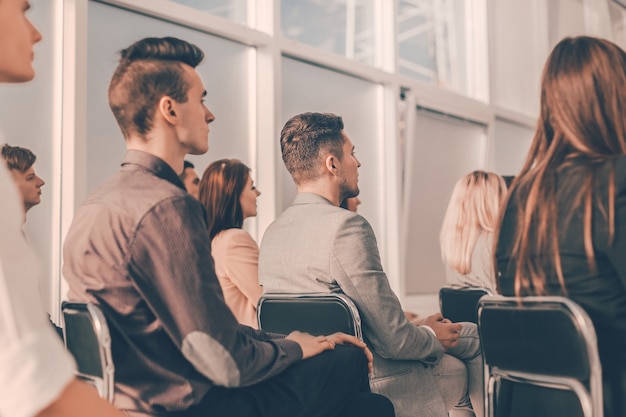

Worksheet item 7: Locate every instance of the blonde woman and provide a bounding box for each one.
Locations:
[440,171,507,292]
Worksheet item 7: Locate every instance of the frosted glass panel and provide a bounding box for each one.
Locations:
[609,2,626,50]
[281,57,382,241]
[0,0,56,314]
[87,2,251,193]
[403,109,487,294]
[493,118,534,177]
[168,0,247,25]
[281,0,377,66]
[489,0,548,117]
[397,0,486,99]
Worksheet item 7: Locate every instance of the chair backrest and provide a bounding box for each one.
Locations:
[257,293,363,341]
[478,295,603,417]
[62,301,115,403]
[439,286,492,323]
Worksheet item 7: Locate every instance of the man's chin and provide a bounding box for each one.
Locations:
[188,145,209,156]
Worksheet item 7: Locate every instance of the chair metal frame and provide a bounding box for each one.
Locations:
[257,293,363,341]
[62,301,115,403]
[438,286,493,323]
[478,295,603,417]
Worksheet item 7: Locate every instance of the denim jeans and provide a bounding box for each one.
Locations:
[432,322,483,417]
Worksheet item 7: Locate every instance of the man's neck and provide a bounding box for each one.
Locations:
[126,132,185,175]
[297,181,341,206]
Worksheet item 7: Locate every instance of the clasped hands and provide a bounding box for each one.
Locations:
[405,311,462,350]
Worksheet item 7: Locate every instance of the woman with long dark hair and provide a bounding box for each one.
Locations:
[495,36,626,417]
[199,159,263,328]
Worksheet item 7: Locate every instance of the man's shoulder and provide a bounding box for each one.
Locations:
[284,200,364,222]
[264,204,375,252]
[83,168,189,215]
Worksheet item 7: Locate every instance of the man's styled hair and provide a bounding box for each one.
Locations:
[198,159,250,239]
[108,37,205,139]
[1,144,36,173]
[440,170,507,275]
[280,112,345,185]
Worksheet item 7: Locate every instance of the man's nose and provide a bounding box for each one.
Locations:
[206,108,216,124]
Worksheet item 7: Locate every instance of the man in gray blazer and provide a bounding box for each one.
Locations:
[259,112,483,417]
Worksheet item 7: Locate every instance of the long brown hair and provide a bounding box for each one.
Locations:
[495,36,626,296]
[199,159,250,239]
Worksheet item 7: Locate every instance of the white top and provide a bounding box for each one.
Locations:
[445,231,498,292]
[0,143,76,417]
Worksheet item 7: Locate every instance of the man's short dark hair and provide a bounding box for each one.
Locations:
[108,37,205,139]
[1,144,36,173]
[280,112,345,185]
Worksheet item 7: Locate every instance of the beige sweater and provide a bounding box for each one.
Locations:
[211,228,264,328]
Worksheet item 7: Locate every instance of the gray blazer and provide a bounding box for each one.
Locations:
[259,193,449,417]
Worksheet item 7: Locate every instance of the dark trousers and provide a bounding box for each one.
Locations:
[186,345,394,417]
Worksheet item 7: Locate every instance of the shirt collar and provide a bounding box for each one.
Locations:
[293,192,334,206]
[121,150,186,191]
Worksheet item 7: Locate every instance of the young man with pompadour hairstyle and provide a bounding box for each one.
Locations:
[63,37,394,417]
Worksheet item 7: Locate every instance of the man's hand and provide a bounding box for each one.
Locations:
[419,313,462,350]
[326,332,374,374]
[286,331,336,359]
[285,331,374,373]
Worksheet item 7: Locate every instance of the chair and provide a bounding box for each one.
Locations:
[478,295,603,417]
[439,286,492,323]
[61,301,115,403]
[257,293,363,341]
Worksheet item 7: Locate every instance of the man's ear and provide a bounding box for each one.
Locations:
[159,96,177,125]
[325,155,338,176]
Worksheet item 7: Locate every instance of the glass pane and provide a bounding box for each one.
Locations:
[397,0,485,99]
[281,57,382,242]
[403,108,487,294]
[493,118,534,177]
[609,1,626,51]
[490,0,548,116]
[168,0,248,25]
[87,2,252,193]
[281,0,377,66]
